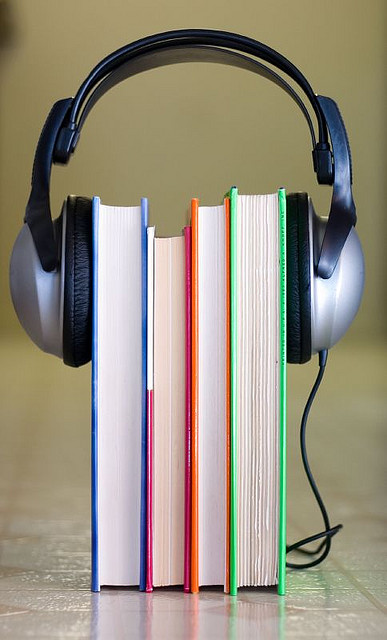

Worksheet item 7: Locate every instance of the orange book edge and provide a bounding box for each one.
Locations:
[190,198,199,593]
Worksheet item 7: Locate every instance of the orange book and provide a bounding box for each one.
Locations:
[191,198,199,593]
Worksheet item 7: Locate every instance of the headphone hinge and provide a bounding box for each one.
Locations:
[312,143,333,185]
[53,124,80,165]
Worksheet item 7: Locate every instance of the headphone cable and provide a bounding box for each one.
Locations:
[286,349,343,569]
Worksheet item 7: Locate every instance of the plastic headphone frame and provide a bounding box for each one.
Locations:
[23,28,356,279]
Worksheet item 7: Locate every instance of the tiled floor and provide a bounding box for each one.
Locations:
[0,337,386,638]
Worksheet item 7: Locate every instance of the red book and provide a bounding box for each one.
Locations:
[146,227,155,592]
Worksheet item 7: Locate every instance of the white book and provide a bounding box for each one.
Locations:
[236,193,280,587]
[91,196,147,590]
[194,202,227,587]
[152,236,186,586]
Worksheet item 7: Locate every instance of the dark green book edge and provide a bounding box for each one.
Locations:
[229,187,287,597]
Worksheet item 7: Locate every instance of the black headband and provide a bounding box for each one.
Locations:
[24,28,355,278]
[57,29,329,153]
[74,46,317,148]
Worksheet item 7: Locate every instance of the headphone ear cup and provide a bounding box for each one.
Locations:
[286,192,312,364]
[63,195,92,367]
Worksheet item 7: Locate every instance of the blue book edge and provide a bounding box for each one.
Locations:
[139,197,148,591]
[91,196,100,592]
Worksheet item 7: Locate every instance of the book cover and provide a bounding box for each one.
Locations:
[146,226,155,593]
[190,199,199,594]
[229,187,238,597]
[91,196,146,592]
[224,197,231,595]
[229,188,287,595]
[190,198,227,592]
[278,187,287,596]
[152,235,186,587]
[184,225,192,594]
[91,197,100,593]
[139,198,148,592]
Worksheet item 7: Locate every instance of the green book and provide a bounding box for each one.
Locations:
[229,187,287,596]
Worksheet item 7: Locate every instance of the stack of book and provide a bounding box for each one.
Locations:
[90,186,287,595]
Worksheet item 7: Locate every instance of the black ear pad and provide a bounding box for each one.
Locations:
[63,195,92,367]
[286,192,312,364]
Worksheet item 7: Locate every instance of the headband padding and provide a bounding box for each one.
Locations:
[286,192,312,364]
[63,196,92,367]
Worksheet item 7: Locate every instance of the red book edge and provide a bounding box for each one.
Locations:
[146,389,153,592]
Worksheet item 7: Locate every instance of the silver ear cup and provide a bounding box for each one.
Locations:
[308,198,365,354]
[9,212,66,358]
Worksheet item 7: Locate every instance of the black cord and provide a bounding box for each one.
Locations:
[286,349,343,569]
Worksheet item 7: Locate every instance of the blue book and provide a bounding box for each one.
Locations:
[139,198,148,592]
[91,196,148,591]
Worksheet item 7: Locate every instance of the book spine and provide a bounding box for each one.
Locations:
[139,198,149,592]
[146,226,155,593]
[278,188,287,596]
[91,196,100,592]
[146,389,153,592]
[190,199,199,593]
[184,226,192,593]
[229,187,238,596]
[224,198,231,594]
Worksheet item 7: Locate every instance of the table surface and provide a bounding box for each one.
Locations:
[0,337,386,639]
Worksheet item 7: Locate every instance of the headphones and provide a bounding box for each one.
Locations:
[9,29,364,366]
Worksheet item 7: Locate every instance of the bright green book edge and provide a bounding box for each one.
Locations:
[229,187,287,597]
[278,187,287,596]
[229,186,238,596]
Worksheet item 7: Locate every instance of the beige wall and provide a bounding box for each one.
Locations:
[0,0,385,345]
